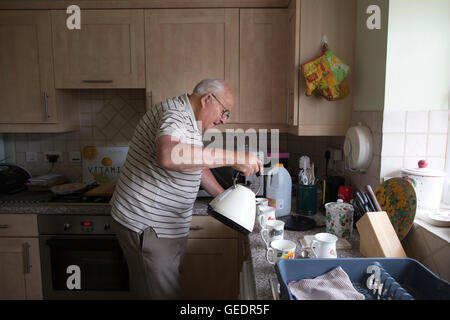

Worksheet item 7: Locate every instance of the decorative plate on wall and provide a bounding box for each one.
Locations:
[374,178,417,240]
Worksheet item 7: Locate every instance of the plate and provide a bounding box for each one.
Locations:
[374,178,417,240]
[417,209,450,227]
[278,215,316,231]
[50,183,87,195]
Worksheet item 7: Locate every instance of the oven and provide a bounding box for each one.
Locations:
[38,214,134,299]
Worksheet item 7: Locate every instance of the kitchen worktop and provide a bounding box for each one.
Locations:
[248,214,363,300]
[0,194,363,300]
[0,196,211,216]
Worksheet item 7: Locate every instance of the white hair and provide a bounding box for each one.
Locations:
[192,78,226,95]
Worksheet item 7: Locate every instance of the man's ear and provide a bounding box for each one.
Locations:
[200,94,211,109]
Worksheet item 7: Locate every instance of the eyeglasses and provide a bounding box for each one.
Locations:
[211,93,230,120]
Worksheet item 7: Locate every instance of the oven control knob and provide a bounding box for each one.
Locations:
[104,223,111,231]
[63,223,71,231]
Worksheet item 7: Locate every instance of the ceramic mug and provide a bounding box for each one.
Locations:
[256,198,269,215]
[311,232,338,258]
[260,220,285,247]
[257,206,276,229]
[266,239,296,264]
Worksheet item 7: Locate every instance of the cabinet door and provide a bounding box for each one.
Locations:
[180,238,238,299]
[0,238,42,299]
[240,9,288,124]
[145,9,240,122]
[52,10,145,88]
[287,0,300,126]
[0,11,57,124]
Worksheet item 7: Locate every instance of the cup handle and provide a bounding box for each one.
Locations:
[266,248,275,265]
[258,215,264,228]
[310,239,319,258]
[260,229,269,247]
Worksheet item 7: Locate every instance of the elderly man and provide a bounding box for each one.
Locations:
[110,78,262,299]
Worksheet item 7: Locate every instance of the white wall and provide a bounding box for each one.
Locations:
[353,0,389,111]
[384,0,450,111]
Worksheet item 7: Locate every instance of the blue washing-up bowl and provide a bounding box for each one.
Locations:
[275,258,450,300]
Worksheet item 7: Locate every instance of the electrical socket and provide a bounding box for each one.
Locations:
[44,151,63,163]
[69,151,81,163]
[324,147,344,175]
[26,152,38,162]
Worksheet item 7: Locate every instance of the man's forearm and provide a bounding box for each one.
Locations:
[200,169,225,197]
[162,142,240,172]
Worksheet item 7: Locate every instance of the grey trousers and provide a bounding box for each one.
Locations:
[112,219,188,299]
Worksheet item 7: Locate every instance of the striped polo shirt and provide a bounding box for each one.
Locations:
[110,93,203,238]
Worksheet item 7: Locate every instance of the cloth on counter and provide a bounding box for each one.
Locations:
[288,266,365,300]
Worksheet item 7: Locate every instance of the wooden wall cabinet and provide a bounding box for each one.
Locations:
[290,0,356,136]
[0,10,79,133]
[145,9,240,122]
[0,11,56,124]
[0,214,42,300]
[52,9,145,89]
[180,215,245,299]
[239,9,289,125]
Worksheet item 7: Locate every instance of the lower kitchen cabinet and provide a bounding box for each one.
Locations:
[181,238,238,299]
[180,216,244,299]
[0,214,42,300]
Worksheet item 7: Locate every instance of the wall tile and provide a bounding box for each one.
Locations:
[381,133,405,156]
[380,156,403,178]
[27,140,41,152]
[426,157,446,171]
[428,110,449,133]
[406,111,429,133]
[382,110,405,133]
[427,134,447,157]
[404,134,427,157]
[403,157,422,170]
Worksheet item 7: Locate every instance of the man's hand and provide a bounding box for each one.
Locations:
[232,151,263,176]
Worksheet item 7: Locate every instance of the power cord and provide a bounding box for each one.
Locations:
[46,154,59,174]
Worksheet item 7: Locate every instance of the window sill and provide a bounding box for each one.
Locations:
[402,215,450,282]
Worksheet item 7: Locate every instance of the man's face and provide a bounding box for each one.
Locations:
[198,89,234,132]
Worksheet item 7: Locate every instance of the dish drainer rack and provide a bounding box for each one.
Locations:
[275,258,450,300]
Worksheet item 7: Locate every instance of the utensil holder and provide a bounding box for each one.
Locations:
[296,184,317,216]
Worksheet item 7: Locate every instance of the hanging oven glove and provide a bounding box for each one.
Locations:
[301,46,350,101]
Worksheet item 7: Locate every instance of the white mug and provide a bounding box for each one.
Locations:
[311,232,338,258]
[257,206,276,229]
[256,198,269,215]
[261,220,285,247]
[266,239,296,265]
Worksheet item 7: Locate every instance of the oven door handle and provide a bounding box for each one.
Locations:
[24,242,31,274]
[45,237,118,248]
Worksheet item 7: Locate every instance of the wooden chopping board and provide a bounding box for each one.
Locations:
[373,177,417,240]
[84,181,116,197]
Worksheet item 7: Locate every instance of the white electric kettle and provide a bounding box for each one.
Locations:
[208,172,260,234]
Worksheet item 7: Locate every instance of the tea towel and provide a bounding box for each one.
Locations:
[288,266,365,300]
[301,47,350,101]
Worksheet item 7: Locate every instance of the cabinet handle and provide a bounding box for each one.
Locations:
[146,91,153,109]
[82,80,114,83]
[24,242,32,274]
[0,224,9,229]
[286,88,290,124]
[43,92,49,121]
[189,226,203,231]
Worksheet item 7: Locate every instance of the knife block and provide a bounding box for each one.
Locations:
[356,211,407,258]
